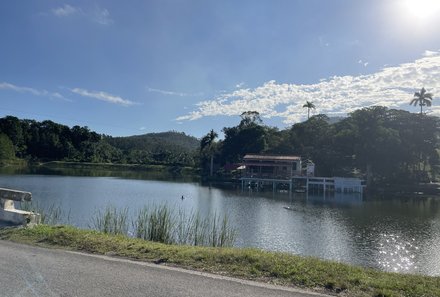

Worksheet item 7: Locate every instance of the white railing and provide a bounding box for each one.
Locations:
[0,188,40,226]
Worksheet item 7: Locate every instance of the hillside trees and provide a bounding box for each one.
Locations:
[106,131,198,166]
[0,133,15,160]
[207,107,439,185]
[289,115,337,176]
[221,111,267,163]
[349,107,402,185]
[0,116,198,167]
[0,116,26,157]
[2,104,439,185]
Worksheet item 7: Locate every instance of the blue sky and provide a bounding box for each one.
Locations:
[1,0,440,138]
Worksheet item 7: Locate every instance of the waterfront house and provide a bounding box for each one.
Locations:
[242,154,302,180]
[241,154,364,194]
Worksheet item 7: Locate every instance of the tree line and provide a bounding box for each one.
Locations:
[200,107,440,186]
[1,102,439,186]
[0,116,198,166]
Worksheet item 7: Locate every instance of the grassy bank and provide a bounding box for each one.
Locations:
[0,158,27,167]
[41,161,198,175]
[0,161,199,180]
[1,225,439,297]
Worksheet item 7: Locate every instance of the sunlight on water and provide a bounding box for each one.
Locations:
[377,233,418,273]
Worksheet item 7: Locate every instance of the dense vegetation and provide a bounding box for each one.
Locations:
[105,132,198,166]
[200,108,440,186]
[0,116,198,166]
[1,105,439,186]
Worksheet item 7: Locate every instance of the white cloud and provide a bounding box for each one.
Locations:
[0,82,70,101]
[92,7,113,25]
[50,4,113,25]
[423,50,439,57]
[71,88,135,106]
[52,4,79,17]
[177,51,440,123]
[235,82,245,88]
[147,86,204,97]
[358,60,369,67]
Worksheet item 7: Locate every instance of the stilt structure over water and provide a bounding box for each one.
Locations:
[240,154,365,195]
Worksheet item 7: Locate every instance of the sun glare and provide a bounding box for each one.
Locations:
[403,0,440,20]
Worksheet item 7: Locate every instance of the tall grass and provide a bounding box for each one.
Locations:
[90,206,128,235]
[133,205,173,244]
[22,201,236,247]
[178,212,235,247]
[100,205,236,247]
[210,213,235,247]
[21,201,67,225]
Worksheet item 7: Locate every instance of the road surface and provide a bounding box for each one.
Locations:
[0,240,328,297]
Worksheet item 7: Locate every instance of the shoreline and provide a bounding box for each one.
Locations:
[1,160,440,196]
[1,225,439,297]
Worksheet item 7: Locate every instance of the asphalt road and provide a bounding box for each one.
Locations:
[0,240,328,297]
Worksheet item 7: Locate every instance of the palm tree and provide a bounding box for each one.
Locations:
[200,129,218,176]
[302,101,315,119]
[410,87,433,114]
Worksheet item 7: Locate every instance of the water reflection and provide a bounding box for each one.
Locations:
[377,233,419,272]
[1,173,440,276]
[0,164,199,183]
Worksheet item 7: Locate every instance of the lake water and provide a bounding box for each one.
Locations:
[1,172,440,276]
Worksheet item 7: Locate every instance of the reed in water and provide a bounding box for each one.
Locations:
[25,201,236,247]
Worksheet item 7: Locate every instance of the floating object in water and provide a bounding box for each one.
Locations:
[283,206,295,211]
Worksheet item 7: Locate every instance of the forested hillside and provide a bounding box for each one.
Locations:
[2,106,439,186]
[0,116,198,166]
[105,132,199,166]
[200,108,440,186]
[107,132,199,152]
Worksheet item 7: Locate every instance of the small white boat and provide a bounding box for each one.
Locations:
[283,206,295,211]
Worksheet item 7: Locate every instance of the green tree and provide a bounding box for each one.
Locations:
[0,133,15,160]
[302,101,315,119]
[395,112,440,181]
[239,111,263,127]
[0,116,26,156]
[290,114,336,176]
[221,112,267,163]
[200,129,218,176]
[203,106,440,185]
[79,140,121,163]
[410,87,433,114]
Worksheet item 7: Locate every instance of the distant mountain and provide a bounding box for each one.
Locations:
[106,131,200,153]
[0,115,200,166]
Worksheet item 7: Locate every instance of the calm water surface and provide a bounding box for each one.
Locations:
[1,173,439,276]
